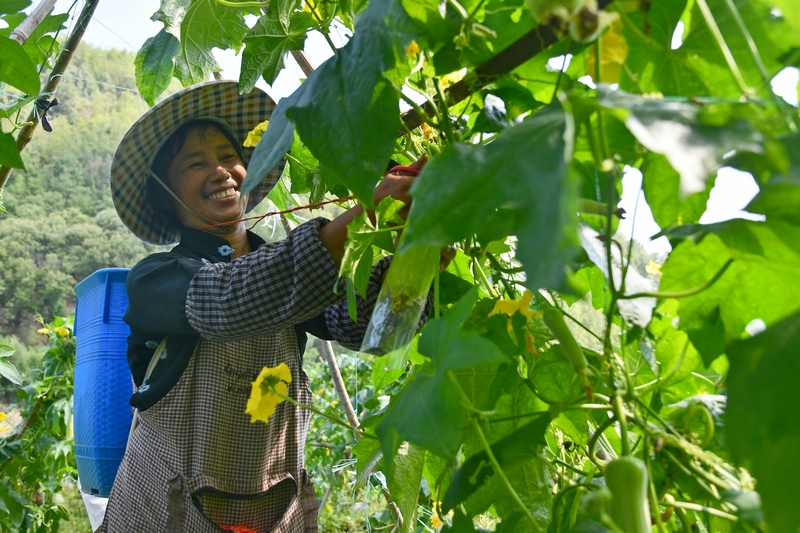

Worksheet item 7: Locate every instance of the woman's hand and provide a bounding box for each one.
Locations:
[372,155,428,220]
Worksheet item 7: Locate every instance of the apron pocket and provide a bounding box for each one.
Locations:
[186,474,299,533]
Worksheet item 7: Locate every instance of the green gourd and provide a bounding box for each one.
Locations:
[604,456,651,533]
[541,303,589,386]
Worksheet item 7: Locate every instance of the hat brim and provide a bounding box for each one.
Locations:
[111,80,284,245]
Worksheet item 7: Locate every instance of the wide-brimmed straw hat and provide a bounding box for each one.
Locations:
[111,80,284,245]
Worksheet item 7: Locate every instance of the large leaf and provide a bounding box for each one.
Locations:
[19,12,68,66]
[726,312,800,533]
[0,0,30,16]
[152,0,193,36]
[618,0,713,97]
[376,289,508,478]
[0,132,24,169]
[659,220,800,364]
[641,153,712,229]
[135,28,180,106]
[598,87,764,196]
[746,183,800,226]
[442,415,551,513]
[680,0,797,99]
[239,11,314,92]
[402,104,577,292]
[0,37,40,95]
[388,443,425,533]
[173,0,250,85]
[0,344,22,386]
[244,0,418,204]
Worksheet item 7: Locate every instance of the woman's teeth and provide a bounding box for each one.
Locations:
[207,188,236,200]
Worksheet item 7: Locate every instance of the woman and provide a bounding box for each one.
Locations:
[104,80,438,532]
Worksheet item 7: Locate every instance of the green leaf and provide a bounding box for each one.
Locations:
[403,104,576,292]
[20,12,68,66]
[339,196,403,296]
[618,0,713,97]
[726,312,800,533]
[0,0,30,16]
[648,300,704,388]
[680,0,797,99]
[152,0,192,36]
[660,220,800,364]
[135,28,180,106]
[442,415,550,513]
[388,443,425,533]
[0,357,22,386]
[173,0,250,85]
[270,0,301,31]
[244,0,418,204]
[641,153,711,229]
[0,37,41,95]
[0,132,24,170]
[529,346,585,403]
[746,183,800,225]
[240,11,313,91]
[598,88,764,196]
[377,288,508,476]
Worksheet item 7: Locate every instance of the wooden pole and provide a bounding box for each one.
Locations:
[400,0,613,132]
[0,0,100,191]
[319,340,360,437]
[9,0,60,45]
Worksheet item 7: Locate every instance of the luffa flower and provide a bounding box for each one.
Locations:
[245,363,292,424]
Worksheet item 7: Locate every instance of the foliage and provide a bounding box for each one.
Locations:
[128,0,800,530]
[1,0,800,530]
[0,317,79,533]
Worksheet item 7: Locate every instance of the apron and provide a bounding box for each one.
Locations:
[100,328,318,532]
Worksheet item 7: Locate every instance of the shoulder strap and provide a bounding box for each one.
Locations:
[126,338,167,452]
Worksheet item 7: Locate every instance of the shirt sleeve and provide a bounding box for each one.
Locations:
[186,217,345,341]
[322,256,433,351]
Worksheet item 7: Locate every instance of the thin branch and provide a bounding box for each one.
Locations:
[619,259,733,300]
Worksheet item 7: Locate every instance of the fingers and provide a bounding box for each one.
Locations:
[409,154,428,170]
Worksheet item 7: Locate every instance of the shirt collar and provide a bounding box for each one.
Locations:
[177,226,267,263]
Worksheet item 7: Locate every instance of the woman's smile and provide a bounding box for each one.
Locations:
[166,125,248,227]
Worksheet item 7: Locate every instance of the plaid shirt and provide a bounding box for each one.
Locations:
[103,218,393,532]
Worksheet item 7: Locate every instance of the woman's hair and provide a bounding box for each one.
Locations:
[146,119,242,227]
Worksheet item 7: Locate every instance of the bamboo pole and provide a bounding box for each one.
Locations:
[0,0,100,191]
[319,340,361,437]
[9,0,60,45]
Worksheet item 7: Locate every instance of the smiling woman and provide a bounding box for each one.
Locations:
[101,80,437,533]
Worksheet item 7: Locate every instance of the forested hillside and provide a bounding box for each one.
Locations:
[1,45,157,342]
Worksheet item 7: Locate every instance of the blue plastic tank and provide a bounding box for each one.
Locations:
[73,268,132,497]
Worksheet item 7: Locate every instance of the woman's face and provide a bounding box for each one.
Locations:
[166,125,248,227]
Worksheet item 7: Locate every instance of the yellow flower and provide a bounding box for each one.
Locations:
[431,502,453,528]
[245,363,292,424]
[243,120,269,148]
[0,412,8,433]
[0,412,7,423]
[439,68,467,89]
[488,290,541,320]
[54,326,70,337]
[421,122,436,141]
[330,400,339,408]
[37,328,50,335]
[405,40,420,59]
[646,260,662,277]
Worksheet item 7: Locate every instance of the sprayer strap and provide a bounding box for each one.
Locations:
[126,338,167,452]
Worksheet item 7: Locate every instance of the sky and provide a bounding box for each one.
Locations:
[36,1,800,255]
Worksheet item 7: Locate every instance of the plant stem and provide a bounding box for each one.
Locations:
[434,265,441,319]
[305,0,338,53]
[353,224,407,235]
[277,391,377,439]
[568,464,595,528]
[448,372,496,417]
[485,252,518,298]
[695,0,752,96]
[613,391,631,456]
[472,418,541,530]
[472,257,499,297]
[432,74,458,145]
[620,259,733,300]
[587,416,616,465]
[663,500,738,522]
[214,0,268,6]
